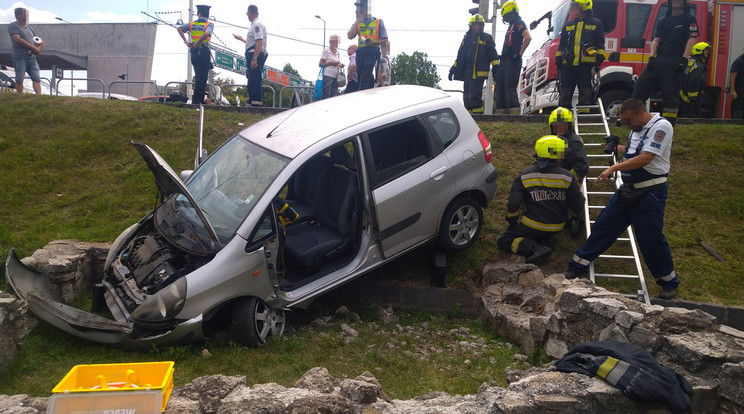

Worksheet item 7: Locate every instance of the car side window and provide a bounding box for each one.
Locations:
[424,109,460,149]
[365,118,434,187]
[245,207,275,252]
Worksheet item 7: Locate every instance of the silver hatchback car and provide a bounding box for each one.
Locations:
[7,85,497,348]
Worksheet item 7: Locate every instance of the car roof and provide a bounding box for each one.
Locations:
[240,85,453,159]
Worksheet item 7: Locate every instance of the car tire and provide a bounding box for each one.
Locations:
[600,89,631,118]
[438,196,483,253]
[232,297,285,347]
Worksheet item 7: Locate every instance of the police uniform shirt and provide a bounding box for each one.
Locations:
[179,18,214,44]
[654,14,698,57]
[246,17,267,53]
[625,113,673,176]
[357,17,388,47]
[502,19,527,60]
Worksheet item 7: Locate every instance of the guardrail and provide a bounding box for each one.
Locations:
[279,86,314,108]
[163,81,218,104]
[215,84,277,107]
[108,80,160,98]
[56,78,106,97]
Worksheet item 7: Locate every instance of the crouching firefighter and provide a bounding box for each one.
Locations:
[449,14,500,114]
[497,136,585,264]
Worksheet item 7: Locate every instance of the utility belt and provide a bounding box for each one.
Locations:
[617,177,667,208]
[246,48,268,56]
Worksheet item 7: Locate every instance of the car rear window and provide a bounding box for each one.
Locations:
[424,109,459,148]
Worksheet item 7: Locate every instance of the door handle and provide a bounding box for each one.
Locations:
[429,166,449,180]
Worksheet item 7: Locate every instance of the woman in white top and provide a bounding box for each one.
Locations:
[319,34,345,99]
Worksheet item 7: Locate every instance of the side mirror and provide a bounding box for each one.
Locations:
[179,170,193,182]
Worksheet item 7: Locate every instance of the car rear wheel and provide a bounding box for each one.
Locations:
[232,297,285,347]
[600,89,631,118]
[438,196,483,253]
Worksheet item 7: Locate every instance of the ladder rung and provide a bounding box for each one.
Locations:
[594,273,642,280]
[598,254,635,259]
[587,191,615,195]
[617,237,630,241]
[579,123,606,126]
[587,154,614,158]
[584,143,604,146]
[582,133,607,135]
[588,205,605,209]
[589,166,610,169]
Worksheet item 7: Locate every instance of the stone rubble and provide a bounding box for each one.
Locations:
[2,241,743,413]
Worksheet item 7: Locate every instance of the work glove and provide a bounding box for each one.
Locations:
[448,66,456,81]
[677,56,690,73]
[603,134,620,154]
[568,216,583,237]
[513,53,522,61]
[506,218,518,231]
[594,53,605,68]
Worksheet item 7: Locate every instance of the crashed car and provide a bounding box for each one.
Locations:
[7,85,498,348]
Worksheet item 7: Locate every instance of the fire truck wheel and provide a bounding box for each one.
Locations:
[600,89,631,118]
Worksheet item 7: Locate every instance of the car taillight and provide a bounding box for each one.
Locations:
[477,130,492,163]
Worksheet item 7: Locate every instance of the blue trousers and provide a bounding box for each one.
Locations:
[190,45,213,105]
[246,52,267,106]
[495,57,521,110]
[569,184,679,289]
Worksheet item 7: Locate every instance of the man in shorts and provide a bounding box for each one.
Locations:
[7,7,44,95]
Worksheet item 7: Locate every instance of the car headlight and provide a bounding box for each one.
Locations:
[131,277,187,325]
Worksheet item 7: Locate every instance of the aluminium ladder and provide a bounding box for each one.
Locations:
[572,99,651,304]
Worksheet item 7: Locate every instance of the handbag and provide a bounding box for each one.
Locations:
[337,67,347,88]
[313,65,324,101]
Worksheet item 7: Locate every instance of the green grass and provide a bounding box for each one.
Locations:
[0,307,528,399]
[0,94,742,397]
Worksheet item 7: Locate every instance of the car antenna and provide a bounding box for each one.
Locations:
[266,107,299,138]
[195,104,208,169]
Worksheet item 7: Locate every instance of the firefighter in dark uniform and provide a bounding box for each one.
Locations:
[177,4,214,105]
[632,0,699,126]
[678,42,710,118]
[449,14,500,114]
[556,0,605,110]
[497,136,585,264]
[495,1,531,115]
[548,107,589,236]
[565,98,680,299]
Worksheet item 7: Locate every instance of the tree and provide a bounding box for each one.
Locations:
[282,63,301,78]
[391,51,441,88]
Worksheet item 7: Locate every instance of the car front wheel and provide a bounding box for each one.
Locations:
[232,297,285,347]
[438,196,483,253]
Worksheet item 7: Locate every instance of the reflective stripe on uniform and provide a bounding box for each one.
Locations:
[662,110,678,118]
[522,172,572,189]
[358,19,381,47]
[476,71,490,77]
[572,22,583,66]
[520,216,564,232]
[506,209,521,219]
[572,254,591,266]
[511,237,525,254]
[596,356,631,386]
[471,106,484,114]
[655,270,677,282]
[189,21,211,45]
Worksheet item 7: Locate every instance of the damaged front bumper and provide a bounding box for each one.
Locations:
[5,248,205,348]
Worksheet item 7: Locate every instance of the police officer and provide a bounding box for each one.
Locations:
[497,136,585,264]
[565,98,680,299]
[178,4,214,105]
[678,42,710,118]
[347,0,388,91]
[556,0,605,110]
[449,14,500,114]
[495,1,531,115]
[632,0,699,126]
[234,5,268,107]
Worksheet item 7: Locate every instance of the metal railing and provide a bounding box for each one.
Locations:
[163,81,218,104]
[108,80,160,98]
[56,78,106,98]
[279,86,313,108]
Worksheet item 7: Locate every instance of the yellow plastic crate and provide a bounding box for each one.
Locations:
[49,361,174,413]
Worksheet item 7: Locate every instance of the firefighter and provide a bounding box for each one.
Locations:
[565,98,680,300]
[632,0,699,126]
[177,4,214,105]
[556,0,605,110]
[494,1,531,115]
[678,42,710,118]
[449,14,500,114]
[496,136,585,264]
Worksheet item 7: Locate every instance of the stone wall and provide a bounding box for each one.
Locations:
[2,242,744,413]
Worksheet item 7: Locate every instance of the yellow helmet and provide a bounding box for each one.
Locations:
[691,42,711,56]
[573,0,593,11]
[469,13,486,27]
[535,135,567,160]
[549,107,573,127]
[501,1,519,17]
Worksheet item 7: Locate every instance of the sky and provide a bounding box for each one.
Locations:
[0,0,558,93]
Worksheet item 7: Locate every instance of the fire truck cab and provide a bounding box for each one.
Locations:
[520,0,744,118]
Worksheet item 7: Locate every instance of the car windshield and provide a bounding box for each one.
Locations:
[183,135,289,243]
[550,3,572,40]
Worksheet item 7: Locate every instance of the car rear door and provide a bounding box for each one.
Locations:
[362,114,455,258]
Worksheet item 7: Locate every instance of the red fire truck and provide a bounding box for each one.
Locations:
[519,0,744,118]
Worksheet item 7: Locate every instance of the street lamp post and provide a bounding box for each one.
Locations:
[314,15,326,50]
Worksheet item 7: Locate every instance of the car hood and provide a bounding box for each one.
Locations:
[132,141,220,246]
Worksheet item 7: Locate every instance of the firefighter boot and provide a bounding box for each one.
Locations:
[526,244,552,264]
[564,266,587,280]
